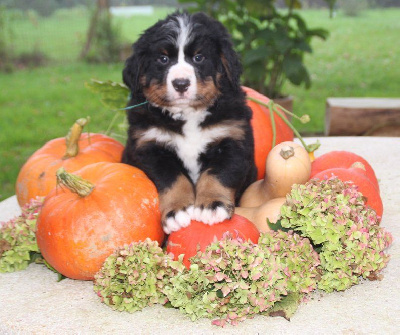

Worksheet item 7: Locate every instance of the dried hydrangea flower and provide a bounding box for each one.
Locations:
[93,238,185,313]
[258,230,320,294]
[163,233,287,326]
[280,177,393,292]
[164,230,320,326]
[0,197,43,272]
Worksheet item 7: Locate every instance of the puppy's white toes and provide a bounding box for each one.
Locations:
[175,210,191,227]
[186,205,195,218]
[163,209,192,234]
[193,205,231,225]
[214,206,230,223]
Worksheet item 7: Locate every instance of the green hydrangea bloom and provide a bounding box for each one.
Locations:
[93,238,185,313]
[0,197,43,272]
[280,177,393,293]
[163,234,288,326]
[164,231,320,326]
[258,230,320,294]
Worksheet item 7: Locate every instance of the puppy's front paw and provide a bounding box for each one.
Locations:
[193,201,234,225]
[163,206,194,234]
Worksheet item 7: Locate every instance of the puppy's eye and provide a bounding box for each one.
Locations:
[193,54,205,63]
[157,55,169,64]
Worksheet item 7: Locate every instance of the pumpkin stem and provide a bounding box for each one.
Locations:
[351,162,366,171]
[280,145,295,159]
[63,118,89,159]
[56,167,94,197]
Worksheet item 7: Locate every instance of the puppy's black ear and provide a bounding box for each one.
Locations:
[219,36,243,92]
[122,46,145,98]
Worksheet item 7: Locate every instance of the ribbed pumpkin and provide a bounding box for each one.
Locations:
[16,118,124,206]
[166,214,260,268]
[36,162,163,280]
[243,86,294,179]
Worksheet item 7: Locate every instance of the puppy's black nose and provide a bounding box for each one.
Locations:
[172,78,190,93]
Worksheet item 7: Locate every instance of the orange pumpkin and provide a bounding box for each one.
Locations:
[16,118,124,206]
[243,86,294,179]
[310,151,380,192]
[36,162,163,280]
[313,166,383,219]
[166,214,260,268]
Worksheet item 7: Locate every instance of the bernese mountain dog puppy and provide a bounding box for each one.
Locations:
[122,12,257,234]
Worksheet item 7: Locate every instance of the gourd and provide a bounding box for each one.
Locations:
[243,86,294,179]
[240,141,311,208]
[235,197,286,233]
[313,164,383,219]
[166,214,260,268]
[36,162,163,280]
[310,150,379,191]
[16,118,124,206]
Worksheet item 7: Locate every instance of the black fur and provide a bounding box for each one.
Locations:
[121,12,257,231]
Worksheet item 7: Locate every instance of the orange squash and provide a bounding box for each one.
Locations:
[243,86,294,179]
[36,162,163,280]
[313,166,383,219]
[16,118,124,206]
[166,214,260,268]
[310,150,380,192]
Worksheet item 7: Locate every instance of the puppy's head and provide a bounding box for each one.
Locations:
[123,12,242,113]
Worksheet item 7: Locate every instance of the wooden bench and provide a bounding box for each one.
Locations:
[325,98,400,136]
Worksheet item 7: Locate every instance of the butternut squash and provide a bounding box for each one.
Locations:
[240,141,311,207]
[235,197,286,233]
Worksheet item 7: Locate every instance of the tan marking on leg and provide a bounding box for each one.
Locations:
[159,174,195,220]
[195,170,235,214]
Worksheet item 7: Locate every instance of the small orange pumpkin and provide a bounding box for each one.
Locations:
[243,86,294,179]
[310,150,380,192]
[313,166,383,219]
[166,214,260,268]
[36,162,163,280]
[16,118,124,206]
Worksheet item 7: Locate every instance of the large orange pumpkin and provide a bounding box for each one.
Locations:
[16,118,124,206]
[166,214,260,268]
[243,86,294,179]
[36,162,163,280]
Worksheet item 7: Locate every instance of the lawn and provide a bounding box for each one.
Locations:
[1,7,400,202]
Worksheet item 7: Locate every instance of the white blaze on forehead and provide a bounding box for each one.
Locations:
[166,15,197,105]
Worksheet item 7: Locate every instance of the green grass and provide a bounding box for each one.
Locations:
[288,9,400,133]
[1,8,400,202]
[8,6,175,60]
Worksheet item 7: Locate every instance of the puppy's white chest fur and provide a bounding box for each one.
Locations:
[173,111,208,182]
[140,109,230,182]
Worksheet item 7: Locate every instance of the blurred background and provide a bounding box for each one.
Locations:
[1,0,399,201]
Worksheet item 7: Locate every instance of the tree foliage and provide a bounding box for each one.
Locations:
[180,0,328,98]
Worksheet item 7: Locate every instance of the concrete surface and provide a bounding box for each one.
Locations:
[0,137,399,335]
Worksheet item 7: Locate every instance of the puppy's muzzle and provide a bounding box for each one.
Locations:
[172,78,190,93]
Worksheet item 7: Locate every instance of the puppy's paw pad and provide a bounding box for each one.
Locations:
[193,202,232,225]
[163,208,192,234]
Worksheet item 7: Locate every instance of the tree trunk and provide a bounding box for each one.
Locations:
[80,0,110,60]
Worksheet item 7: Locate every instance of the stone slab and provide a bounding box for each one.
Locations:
[1,137,400,335]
